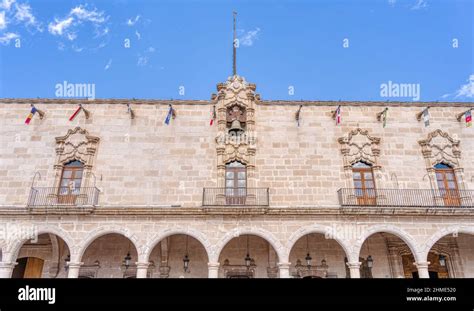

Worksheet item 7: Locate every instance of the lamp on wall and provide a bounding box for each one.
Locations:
[183,235,190,272]
[123,252,132,269]
[305,235,312,268]
[438,255,446,267]
[64,254,70,271]
[244,235,252,268]
[366,239,373,269]
[123,242,132,269]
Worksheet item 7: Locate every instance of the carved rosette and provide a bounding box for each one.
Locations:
[214,75,260,188]
[53,127,100,188]
[418,129,464,190]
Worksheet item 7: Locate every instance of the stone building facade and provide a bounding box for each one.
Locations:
[0,75,473,279]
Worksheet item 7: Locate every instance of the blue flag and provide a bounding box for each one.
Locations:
[164,106,173,125]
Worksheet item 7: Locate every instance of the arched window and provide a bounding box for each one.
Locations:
[352,161,376,205]
[434,163,460,206]
[58,160,84,204]
[225,161,247,205]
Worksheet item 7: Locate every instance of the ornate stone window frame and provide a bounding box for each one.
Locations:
[53,127,100,189]
[338,128,382,187]
[418,129,465,191]
[214,75,259,188]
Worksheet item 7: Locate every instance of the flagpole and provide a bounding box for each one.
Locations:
[233,11,237,76]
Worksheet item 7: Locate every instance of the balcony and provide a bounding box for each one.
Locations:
[27,187,100,207]
[202,188,269,206]
[337,188,474,208]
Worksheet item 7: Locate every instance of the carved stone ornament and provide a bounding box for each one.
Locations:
[53,127,100,188]
[337,128,381,170]
[214,75,259,188]
[418,129,461,168]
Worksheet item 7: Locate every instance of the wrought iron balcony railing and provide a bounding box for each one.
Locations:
[27,187,100,207]
[203,188,269,206]
[337,188,474,208]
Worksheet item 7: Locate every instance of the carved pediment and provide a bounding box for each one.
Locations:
[338,128,381,167]
[418,129,460,167]
[55,127,100,166]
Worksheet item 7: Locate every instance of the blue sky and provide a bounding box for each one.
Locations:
[0,0,472,101]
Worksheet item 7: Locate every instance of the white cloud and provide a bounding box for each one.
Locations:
[239,27,260,47]
[135,30,141,40]
[388,0,396,6]
[0,0,15,11]
[0,11,6,29]
[48,5,108,41]
[0,31,18,44]
[70,5,105,23]
[48,16,73,35]
[146,46,155,53]
[137,55,148,66]
[104,59,112,70]
[411,0,428,10]
[127,15,140,26]
[455,75,474,98]
[14,3,37,26]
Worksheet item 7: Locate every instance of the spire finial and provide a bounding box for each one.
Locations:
[233,11,237,76]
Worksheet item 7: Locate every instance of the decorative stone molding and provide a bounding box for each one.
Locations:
[214,75,259,188]
[338,128,382,184]
[418,129,461,168]
[418,129,465,190]
[53,127,100,189]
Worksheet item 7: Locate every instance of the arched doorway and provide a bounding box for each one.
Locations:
[80,233,138,278]
[148,234,209,278]
[288,233,348,278]
[218,234,279,278]
[359,232,418,278]
[12,233,70,278]
[426,233,474,278]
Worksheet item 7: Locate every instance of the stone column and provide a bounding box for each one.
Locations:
[414,262,430,279]
[67,262,83,278]
[0,262,17,278]
[448,243,464,278]
[387,246,404,278]
[136,262,150,279]
[346,262,361,278]
[208,262,220,279]
[278,262,291,278]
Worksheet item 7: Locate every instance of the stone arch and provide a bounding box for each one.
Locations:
[421,226,474,262]
[75,226,141,262]
[353,225,422,263]
[212,227,284,263]
[285,224,353,263]
[4,225,74,263]
[142,227,212,263]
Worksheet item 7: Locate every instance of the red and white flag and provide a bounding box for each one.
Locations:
[69,106,82,121]
[335,106,341,125]
[210,106,216,126]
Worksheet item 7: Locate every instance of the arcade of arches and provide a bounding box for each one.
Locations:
[3,230,473,279]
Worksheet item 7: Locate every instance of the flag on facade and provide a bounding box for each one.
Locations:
[466,110,472,127]
[25,107,37,125]
[423,108,430,127]
[164,105,175,125]
[210,106,216,126]
[335,105,341,125]
[69,106,82,121]
[382,108,388,128]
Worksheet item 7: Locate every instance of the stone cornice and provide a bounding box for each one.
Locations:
[0,206,473,217]
[1,98,473,108]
